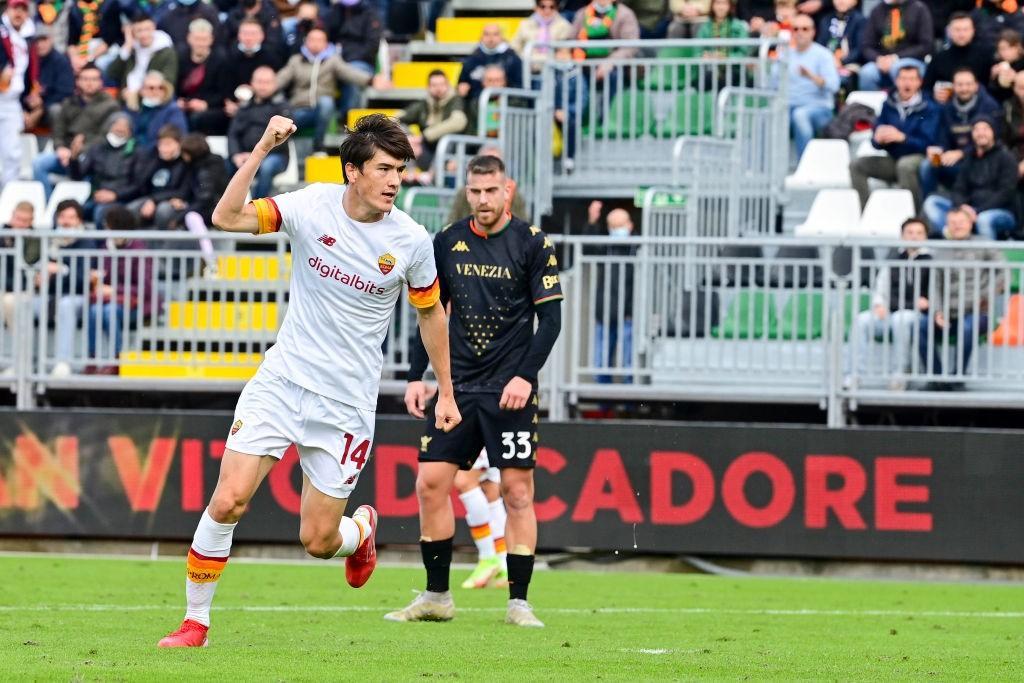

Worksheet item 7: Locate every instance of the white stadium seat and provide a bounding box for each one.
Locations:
[845,90,887,116]
[794,189,861,237]
[274,140,300,189]
[19,134,39,180]
[44,181,92,224]
[206,135,229,159]
[0,180,46,227]
[784,139,852,190]
[852,189,915,239]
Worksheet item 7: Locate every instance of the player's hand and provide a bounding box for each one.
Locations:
[404,380,437,419]
[434,392,462,432]
[499,376,532,411]
[256,115,297,155]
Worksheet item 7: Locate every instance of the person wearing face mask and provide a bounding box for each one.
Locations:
[459,24,524,101]
[158,0,221,45]
[584,201,636,385]
[175,18,231,135]
[73,113,140,225]
[222,18,285,119]
[125,123,191,229]
[285,0,320,55]
[33,62,117,198]
[130,70,188,151]
[512,0,573,78]
[107,13,178,111]
[220,0,285,64]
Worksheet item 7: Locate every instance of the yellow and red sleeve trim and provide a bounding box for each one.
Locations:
[251,197,282,235]
[533,293,564,305]
[470,523,492,541]
[408,277,441,309]
[186,548,229,584]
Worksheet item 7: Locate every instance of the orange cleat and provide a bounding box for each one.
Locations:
[157,619,209,648]
[345,505,378,588]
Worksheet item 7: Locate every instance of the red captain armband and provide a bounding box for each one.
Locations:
[408,277,441,309]
[251,197,282,235]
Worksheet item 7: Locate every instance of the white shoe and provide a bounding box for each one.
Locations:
[383,591,455,622]
[51,362,72,377]
[505,599,544,628]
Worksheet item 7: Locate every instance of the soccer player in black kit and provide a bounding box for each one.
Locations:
[384,154,562,628]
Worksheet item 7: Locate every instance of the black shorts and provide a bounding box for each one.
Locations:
[419,391,539,470]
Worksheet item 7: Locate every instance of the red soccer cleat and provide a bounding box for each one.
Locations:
[157,619,209,648]
[345,505,378,588]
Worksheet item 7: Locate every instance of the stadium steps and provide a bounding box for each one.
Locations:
[165,301,280,332]
[118,351,261,380]
[305,155,344,183]
[777,292,824,341]
[392,62,462,89]
[135,336,276,353]
[435,17,523,43]
[346,108,400,130]
[451,0,533,14]
[215,254,291,281]
[712,291,778,340]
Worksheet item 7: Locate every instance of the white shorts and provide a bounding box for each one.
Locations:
[471,449,501,484]
[225,368,375,499]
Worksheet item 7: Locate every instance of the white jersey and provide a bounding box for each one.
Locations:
[252,183,439,411]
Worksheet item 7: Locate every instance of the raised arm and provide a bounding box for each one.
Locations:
[211,115,297,233]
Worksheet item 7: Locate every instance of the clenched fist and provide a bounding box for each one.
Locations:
[256,115,297,154]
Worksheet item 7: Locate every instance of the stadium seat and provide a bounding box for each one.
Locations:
[652,91,715,137]
[18,134,38,180]
[346,108,400,130]
[784,139,852,190]
[794,189,860,237]
[774,245,823,288]
[391,62,462,90]
[712,291,778,340]
[274,140,300,189]
[992,294,1024,346]
[845,90,887,115]
[206,136,229,159]
[852,189,914,239]
[214,254,291,281]
[1004,249,1024,293]
[778,292,824,340]
[596,90,651,139]
[305,155,343,183]
[44,181,91,222]
[853,137,886,159]
[643,46,695,90]
[118,350,262,380]
[0,180,46,226]
[434,17,522,44]
[167,302,280,331]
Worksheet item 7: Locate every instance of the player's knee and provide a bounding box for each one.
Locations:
[501,481,533,512]
[416,473,448,504]
[299,528,337,559]
[208,490,248,523]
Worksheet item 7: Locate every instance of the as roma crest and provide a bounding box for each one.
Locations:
[378,252,396,275]
[230,419,243,436]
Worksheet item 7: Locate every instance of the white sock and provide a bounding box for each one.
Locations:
[460,488,495,560]
[185,509,237,627]
[333,515,369,558]
[489,499,508,568]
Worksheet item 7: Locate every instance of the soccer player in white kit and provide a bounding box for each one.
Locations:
[158,114,461,648]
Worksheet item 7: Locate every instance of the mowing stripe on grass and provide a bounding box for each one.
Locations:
[4,604,1023,618]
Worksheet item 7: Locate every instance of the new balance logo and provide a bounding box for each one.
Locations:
[452,240,470,252]
[317,234,337,247]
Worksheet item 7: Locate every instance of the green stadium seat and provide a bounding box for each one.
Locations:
[1005,249,1024,293]
[595,91,651,139]
[642,46,696,91]
[651,91,716,138]
[778,292,824,340]
[712,291,778,340]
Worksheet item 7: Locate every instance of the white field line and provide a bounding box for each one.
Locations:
[1,605,1023,619]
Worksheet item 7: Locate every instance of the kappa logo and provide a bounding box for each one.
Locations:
[420,435,432,452]
[230,419,243,436]
[378,252,396,275]
[317,234,336,247]
[529,226,542,236]
[452,240,470,252]
[547,254,558,267]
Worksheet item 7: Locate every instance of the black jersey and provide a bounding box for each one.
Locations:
[433,214,563,393]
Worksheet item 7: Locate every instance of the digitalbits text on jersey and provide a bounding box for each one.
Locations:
[307,256,389,296]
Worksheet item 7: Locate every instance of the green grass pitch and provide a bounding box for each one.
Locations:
[2,555,1023,680]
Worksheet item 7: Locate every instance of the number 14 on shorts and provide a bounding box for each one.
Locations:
[340,433,370,469]
[500,431,532,459]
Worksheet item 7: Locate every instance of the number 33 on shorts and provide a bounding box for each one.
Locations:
[500,431,532,459]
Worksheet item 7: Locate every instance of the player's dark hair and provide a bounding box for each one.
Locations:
[466,154,505,178]
[339,113,413,184]
[103,205,138,231]
[54,199,84,223]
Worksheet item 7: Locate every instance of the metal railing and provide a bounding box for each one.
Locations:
[401,185,457,234]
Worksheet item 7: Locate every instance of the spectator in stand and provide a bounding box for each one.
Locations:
[584,200,637,384]
[220,0,285,64]
[42,199,101,378]
[758,0,797,40]
[223,19,287,120]
[131,71,188,151]
[1000,71,1024,190]
[228,66,290,200]
[786,13,840,158]
[106,14,178,111]
[736,0,774,33]
[465,64,510,137]
[815,0,865,90]
[285,0,321,55]
[0,0,39,189]
[126,124,190,229]
[859,0,933,92]
[23,25,74,131]
[86,204,155,374]
[918,205,1004,389]
[667,1,710,39]
[512,0,573,81]
[795,0,833,20]
[844,216,931,391]
[73,114,139,224]
[924,13,995,105]
[571,0,641,72]
[689,0,748,47]
[398,69,468,171]
[623,0,672,38]
[324,0,383,97]
[990,29,1024,102]
[849,62,941,211]
[63,0,109,73]
[158,0,220,45]
[277,27,388,152]
[923,116,1018,239]
[921,67,1000,197]
[446,144,527,223]
[0,202,40,343]
[971,0,1024,48]
[176,19,231,136]
[459,24,524,101]
[179,133,227,275]
[33,62,118,197]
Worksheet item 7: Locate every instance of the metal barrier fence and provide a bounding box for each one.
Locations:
[401,185,457,234]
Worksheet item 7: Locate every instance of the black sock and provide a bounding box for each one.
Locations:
[421,537,453,593]
[507,553,534,601]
